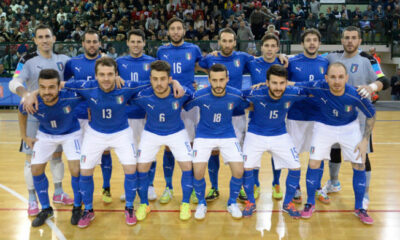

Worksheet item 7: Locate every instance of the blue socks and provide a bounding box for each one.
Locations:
[138,171,149,205]
[33,173,50,209]
[305,167,320,205]
[316,161,324,189]
[228,176,243,205]
[271,158,281,186]
[80,175,94,210]
[124,173,137,208]
[181,170,193,203]
[208,154,220,190]
[71,175,81,207]
[148,161,157,186]
[283,170,301,205]
[163,150,175,189]
[253,168,260,187]
[243,170,255,203]
[193,178,206,205]
[101,153,112,189]
[353,169,366,210]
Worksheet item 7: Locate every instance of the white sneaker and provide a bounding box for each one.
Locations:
[322,180,341,193]
[148,186,157,201]
[120,194,126,202]
[363,197,370,210]
[194,204,207,220]
[227,203,242,219]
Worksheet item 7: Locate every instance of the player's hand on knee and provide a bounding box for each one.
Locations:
[354,138,368,163]
[116,76,125,89]
[23,136,37,149]
[357,85,372,99]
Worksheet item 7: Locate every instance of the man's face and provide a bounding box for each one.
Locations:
[167,21,185,45]
[209,70,228,96]
[302,33,320,56]
[261,39,279,61]
[267,75,287,99]
[341,30,361,54]
[82,33,100,58]
[96,65,116,92]
[127,34,145,56]
[219,32,236,56]
[150,70,171,95]
[325,65,348,94]
[34,28,55,52]
[38,78,60,103]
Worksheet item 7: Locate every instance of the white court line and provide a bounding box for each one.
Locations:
[0,183,67,240]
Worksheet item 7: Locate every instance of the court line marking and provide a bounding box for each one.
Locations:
[0,184,67,240]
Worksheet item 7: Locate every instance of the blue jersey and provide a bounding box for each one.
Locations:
[198,51,254,116]
[295,81,376,126]
[19,90,82,135]
[116,54,155,119]
[64,54,101,119]
[132,86,192,136]
[64,80,149,133]
[157,42,202,91]
[248,57,282,84]
[184,86,249,139]
[287,54,329,122]
[243,86,307,136]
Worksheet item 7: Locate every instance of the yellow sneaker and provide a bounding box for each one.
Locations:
[272,184,283,200]
[102,188,112,204]
[136,204,150,221]
[254,185,260,199]
[159,187,173,204]
[190,190,198,204]
[180,203,191,221]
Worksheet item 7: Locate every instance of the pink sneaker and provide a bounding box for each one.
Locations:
[301,204,315,219]
[78,210,95,228]
[125,207,137,225]
[53,193,74,205]
[355,209,374,225]
[28,201,39,216]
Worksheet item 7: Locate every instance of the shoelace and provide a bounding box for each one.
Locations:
[358,209,368,217]
[304,204,312,211]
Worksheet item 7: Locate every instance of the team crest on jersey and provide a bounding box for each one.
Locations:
[172,101,179,110]
[350,64,358,73]
[234,59,240,67]
[57,62,64,71]
[345,105,352,112]
[285,101,291,109]
[80,155,86,163]
[228,102,234,110]
[63,105,71,114]
[186,52,192,61]
[144,63,150,71]
[310,146,315,154]
[320,66,325,74]
[116,95,124,104]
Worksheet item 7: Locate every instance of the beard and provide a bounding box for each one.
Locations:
[269,89,283,99]
[85,49,99,58]
[170,35,184,45]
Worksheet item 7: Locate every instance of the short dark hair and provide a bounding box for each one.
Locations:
[38,69,60,85]
[342,26,361,38]
[82,29,100,42]
[209,63,228,77]
[95,57,117,74]
[167,17,185,30]
[218,27,237,40]
[150,60,171,77]
[267,64,288,81]
[127,29,146,41]
[261,33,280,46]
[327,62,348,75]
[301,28,321,43]
[34,24,54,37]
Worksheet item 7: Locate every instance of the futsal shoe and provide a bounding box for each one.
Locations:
[125,207,137,225]
[78,210,95,228]
[272,184,283,200]
[322,180,341,193]
[31,207,54,227]
[148,186,157,201]
[102,188,112,204]
[28,201,39,216]
[159,187,173,204]
[71,205,82,225]
[190,190,198,204]
[238,188,248,202]
[180,203,191,220]
[355,209,374,225]
[205,187,220,202]
[194,204,207,220]
[227,203,243,219]
[53,192,74,205]
[242,201,256,217]
[301,203,315,219]
[136,204,150,221]
[254,185,260,199]
[292,189,302,204]
[316,189,330,204]
[282,202,301,219]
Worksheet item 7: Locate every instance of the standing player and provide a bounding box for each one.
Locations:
[117,29,157,202]
[297,62,376,224]
[156,17,203,204]
[64,30,115,204]
[132,60,194,221]
[241,65,305,218]
[9,24,72,216]
[198,28,254,202]
[286,28,330,204]
[186,64,249,220]
[18,69,83,226]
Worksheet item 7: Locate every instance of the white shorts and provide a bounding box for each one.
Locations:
[80,126,136,169]
[242,132,300,169]
[193,138,243,164]
[138,130,193,163]
[286,119,314,153]
[233,114,246,146]
[31,130,82,164]
[78,119,89,133]
[128,118,146,148]
[181,107,199,142]
[310,120,363,163]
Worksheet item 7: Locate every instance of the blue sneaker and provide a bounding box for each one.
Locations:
[282,202,301,219]
[242,201,256,217]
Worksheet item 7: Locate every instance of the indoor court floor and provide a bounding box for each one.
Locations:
[0,109,399,240]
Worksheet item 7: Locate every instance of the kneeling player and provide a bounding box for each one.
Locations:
[18,69,83,226]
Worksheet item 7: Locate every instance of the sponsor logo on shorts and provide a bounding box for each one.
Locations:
[80,155,86,163]
[63,105,71,114]
[116,95,124,104]
[184,141,192,155]
[350,64,358,73]
[310,146,315,154]
[345,105,352,112]
[172,101,179,110]
[193,150,197,157]
[243,154,247,162]
[136,149,141,157]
